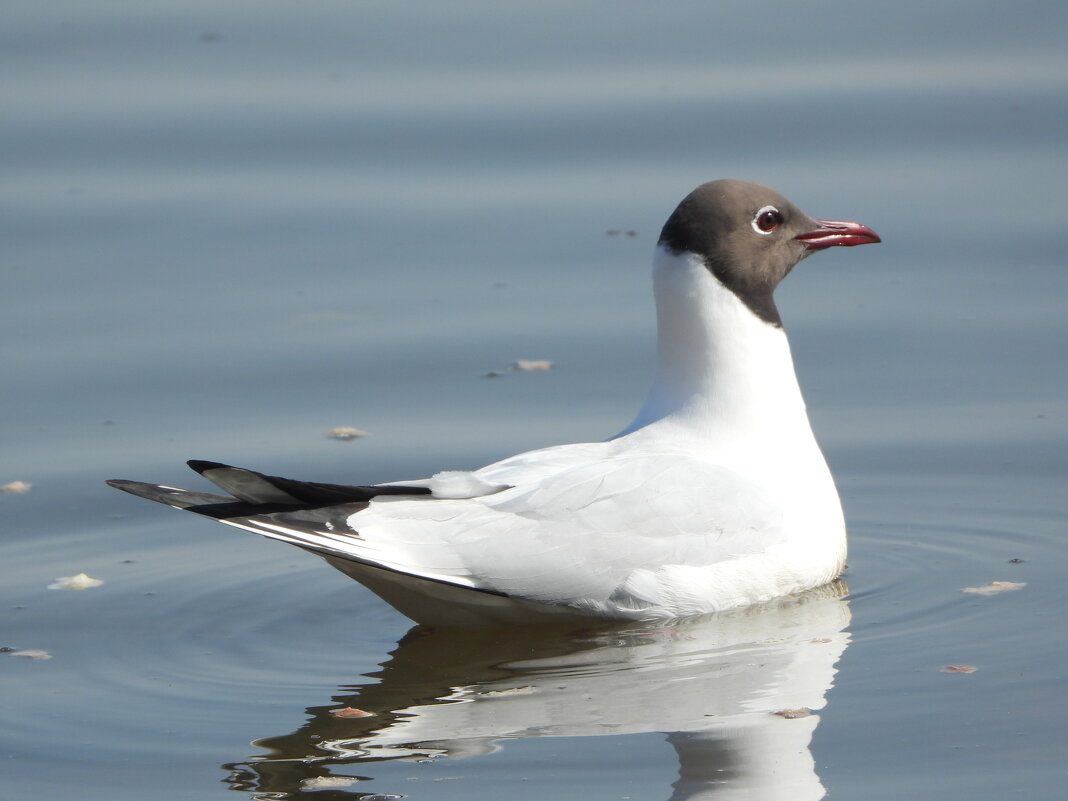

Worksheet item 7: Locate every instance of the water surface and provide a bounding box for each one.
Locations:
[3,2,1067,799]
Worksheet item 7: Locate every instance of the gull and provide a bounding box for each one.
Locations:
[109,179,879,626]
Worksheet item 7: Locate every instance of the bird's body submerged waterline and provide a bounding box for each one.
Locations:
[109,179,880,627]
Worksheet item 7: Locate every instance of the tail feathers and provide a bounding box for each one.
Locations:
[105,477,486,595]
[105,479,315,519]
[106,478,380,564]
[185,460,430,505]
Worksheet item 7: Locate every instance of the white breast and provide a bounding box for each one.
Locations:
[340,248,846,620]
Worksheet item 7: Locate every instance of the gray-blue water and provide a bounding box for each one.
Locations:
[3,2,1067,798]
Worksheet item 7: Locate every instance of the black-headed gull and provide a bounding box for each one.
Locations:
[109,180,880,626]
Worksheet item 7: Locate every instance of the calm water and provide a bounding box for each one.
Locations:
[3,1,1067,798]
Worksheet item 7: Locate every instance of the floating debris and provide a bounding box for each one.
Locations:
[328,427,370,441]
[961,580,1026,596]
[773,708,812,719]
[477,685,536,697]
[483,360,553,377]
[2,480,31,494]
[329,706,375,718]
[299,776,358,790]
[941,665,977,674]
[8,649,52,660]
[511,359,552,371]
[48,573,104,591]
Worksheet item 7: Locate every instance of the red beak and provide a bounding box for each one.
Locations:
[795,219,881,250]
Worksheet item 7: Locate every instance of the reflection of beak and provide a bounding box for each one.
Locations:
[794,219,881,250]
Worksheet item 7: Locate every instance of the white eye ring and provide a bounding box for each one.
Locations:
[751,205,784,235]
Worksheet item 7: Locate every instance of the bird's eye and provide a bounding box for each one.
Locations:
[752,206,784,235]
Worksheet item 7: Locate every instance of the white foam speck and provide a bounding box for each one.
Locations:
[512,359,552,371]
[48,573,104,591]
[328,426,370,440]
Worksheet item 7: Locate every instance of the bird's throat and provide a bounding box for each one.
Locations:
[623,249,810,441]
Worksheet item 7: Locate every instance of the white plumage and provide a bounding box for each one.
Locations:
[109,179,879,626]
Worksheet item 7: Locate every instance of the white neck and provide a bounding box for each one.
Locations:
[618,246,845,574]
[620,247,813,453]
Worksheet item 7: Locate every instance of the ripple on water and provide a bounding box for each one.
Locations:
[3,519,405,752]
[4,491,1058,785]
[98,562,405,694]
[840,510,1050,681]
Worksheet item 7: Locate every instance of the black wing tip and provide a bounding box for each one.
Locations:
[107,478,148,493]
[105,477,182,504]
[114,461,434,507]
[187,459,230,474]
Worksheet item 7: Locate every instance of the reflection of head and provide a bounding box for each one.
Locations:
[226,582,850,800]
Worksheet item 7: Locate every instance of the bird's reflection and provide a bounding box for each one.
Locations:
[225,581,850,800]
